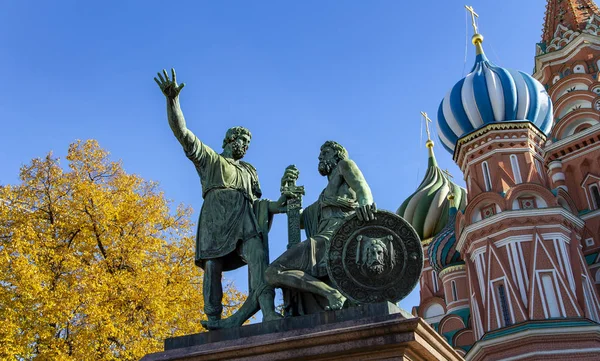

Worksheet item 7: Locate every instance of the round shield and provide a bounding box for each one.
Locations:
[326,210,423,304]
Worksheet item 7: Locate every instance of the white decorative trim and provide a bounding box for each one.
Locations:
[534,34,600,80]
[559,143,600,163]
[548,161,563,170]
[457,208,584,252]
[492,348,600,361]
[424,314,445,324]
[439,264,466,279]
[581,208,600,220]
[466,326,600,360]
[446,303,470,314]
[544,123,600,153]
[468,230,575,257]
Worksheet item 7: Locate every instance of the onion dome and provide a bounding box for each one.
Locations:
[428,195,463,273]
[437,33,553,153]
[397,140,466,242]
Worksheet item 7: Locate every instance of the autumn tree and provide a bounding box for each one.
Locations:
[0,140,245,361]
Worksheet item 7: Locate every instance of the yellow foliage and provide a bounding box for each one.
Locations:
[0,140,246,360]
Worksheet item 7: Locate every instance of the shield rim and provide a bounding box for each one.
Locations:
[326,210,423,304]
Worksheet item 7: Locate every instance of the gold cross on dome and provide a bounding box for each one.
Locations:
[443,169,454,179]
[465,5,479,35]
[420,111,433,141]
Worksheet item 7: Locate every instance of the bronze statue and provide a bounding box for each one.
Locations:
[155,69,295,329]
[265,141,376,315]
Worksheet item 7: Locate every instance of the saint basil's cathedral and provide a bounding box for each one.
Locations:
[399,1,600,359]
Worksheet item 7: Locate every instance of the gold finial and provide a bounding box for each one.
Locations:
[465,5,484,55]
[442,169,454,179]
[447,193,456,207]
[420,111,434,148]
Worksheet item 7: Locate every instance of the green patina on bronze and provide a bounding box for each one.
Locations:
[155,69,296,330]
[155,69,423,330]
[265,141,378,316]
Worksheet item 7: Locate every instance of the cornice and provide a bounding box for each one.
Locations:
[544,122,600,153]
[438,264,466,279]
[581,208,600,220]
[467,323,600,361]
[456,207,585,252]
[534,34,600,81]
[454,122,547,169]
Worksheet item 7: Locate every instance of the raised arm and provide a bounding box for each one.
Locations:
[155,68,217,167]
[339,159,376,221]
[154,68,194,147]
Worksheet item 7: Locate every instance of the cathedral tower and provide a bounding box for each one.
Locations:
[534,0,600,294]
[403,4,600,359]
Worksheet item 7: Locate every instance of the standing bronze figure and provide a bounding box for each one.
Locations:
[155,69,294,329]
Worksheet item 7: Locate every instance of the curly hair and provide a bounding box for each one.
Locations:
[222,126,252,149]
[321,140,348,161]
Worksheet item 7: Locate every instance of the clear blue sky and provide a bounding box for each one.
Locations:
[0,1,549,316]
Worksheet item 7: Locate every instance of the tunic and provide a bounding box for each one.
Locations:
[182,133,269,271]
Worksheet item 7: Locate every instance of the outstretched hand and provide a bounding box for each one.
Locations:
[154,68,185,99]
[356,203,377,222]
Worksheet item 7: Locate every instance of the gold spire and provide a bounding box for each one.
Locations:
[420,111,434,149]
[465,5,484,55]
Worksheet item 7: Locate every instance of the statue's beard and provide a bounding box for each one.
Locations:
[318,159,337,176]
[367,262,385,275]
[231,142,246,160]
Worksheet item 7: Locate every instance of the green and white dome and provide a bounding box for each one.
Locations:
[397,140,467,243]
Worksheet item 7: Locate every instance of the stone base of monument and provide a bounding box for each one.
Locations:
[141,302,464,361]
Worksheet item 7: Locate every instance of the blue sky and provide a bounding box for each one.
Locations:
[0,1,549,317]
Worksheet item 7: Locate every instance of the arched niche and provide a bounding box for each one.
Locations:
[423,303,445,318]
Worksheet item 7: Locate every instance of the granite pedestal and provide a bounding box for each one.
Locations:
[141,302,464,361]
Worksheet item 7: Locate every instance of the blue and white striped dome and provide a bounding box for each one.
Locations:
[437,50,553,153]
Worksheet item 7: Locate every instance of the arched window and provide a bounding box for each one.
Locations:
[451,280,458,301]
[510,155,522,184]
[482,161,492,191]
[541,273,562,318]
[423,303,445,318]
[496,283,512,326]
[432,270,439,293]
[589,184,600,209]
[552,75,560,84]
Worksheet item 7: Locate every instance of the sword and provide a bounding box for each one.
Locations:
[281,167,305,249]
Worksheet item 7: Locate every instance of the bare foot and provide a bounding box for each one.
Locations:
[325,290,346,311]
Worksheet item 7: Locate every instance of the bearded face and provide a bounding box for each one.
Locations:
[228,134,250,160]
[365,242,386,274]
[318,146,338,176]
[356,235,393,276]
[318,158,337,176]
[231,140,247,160]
